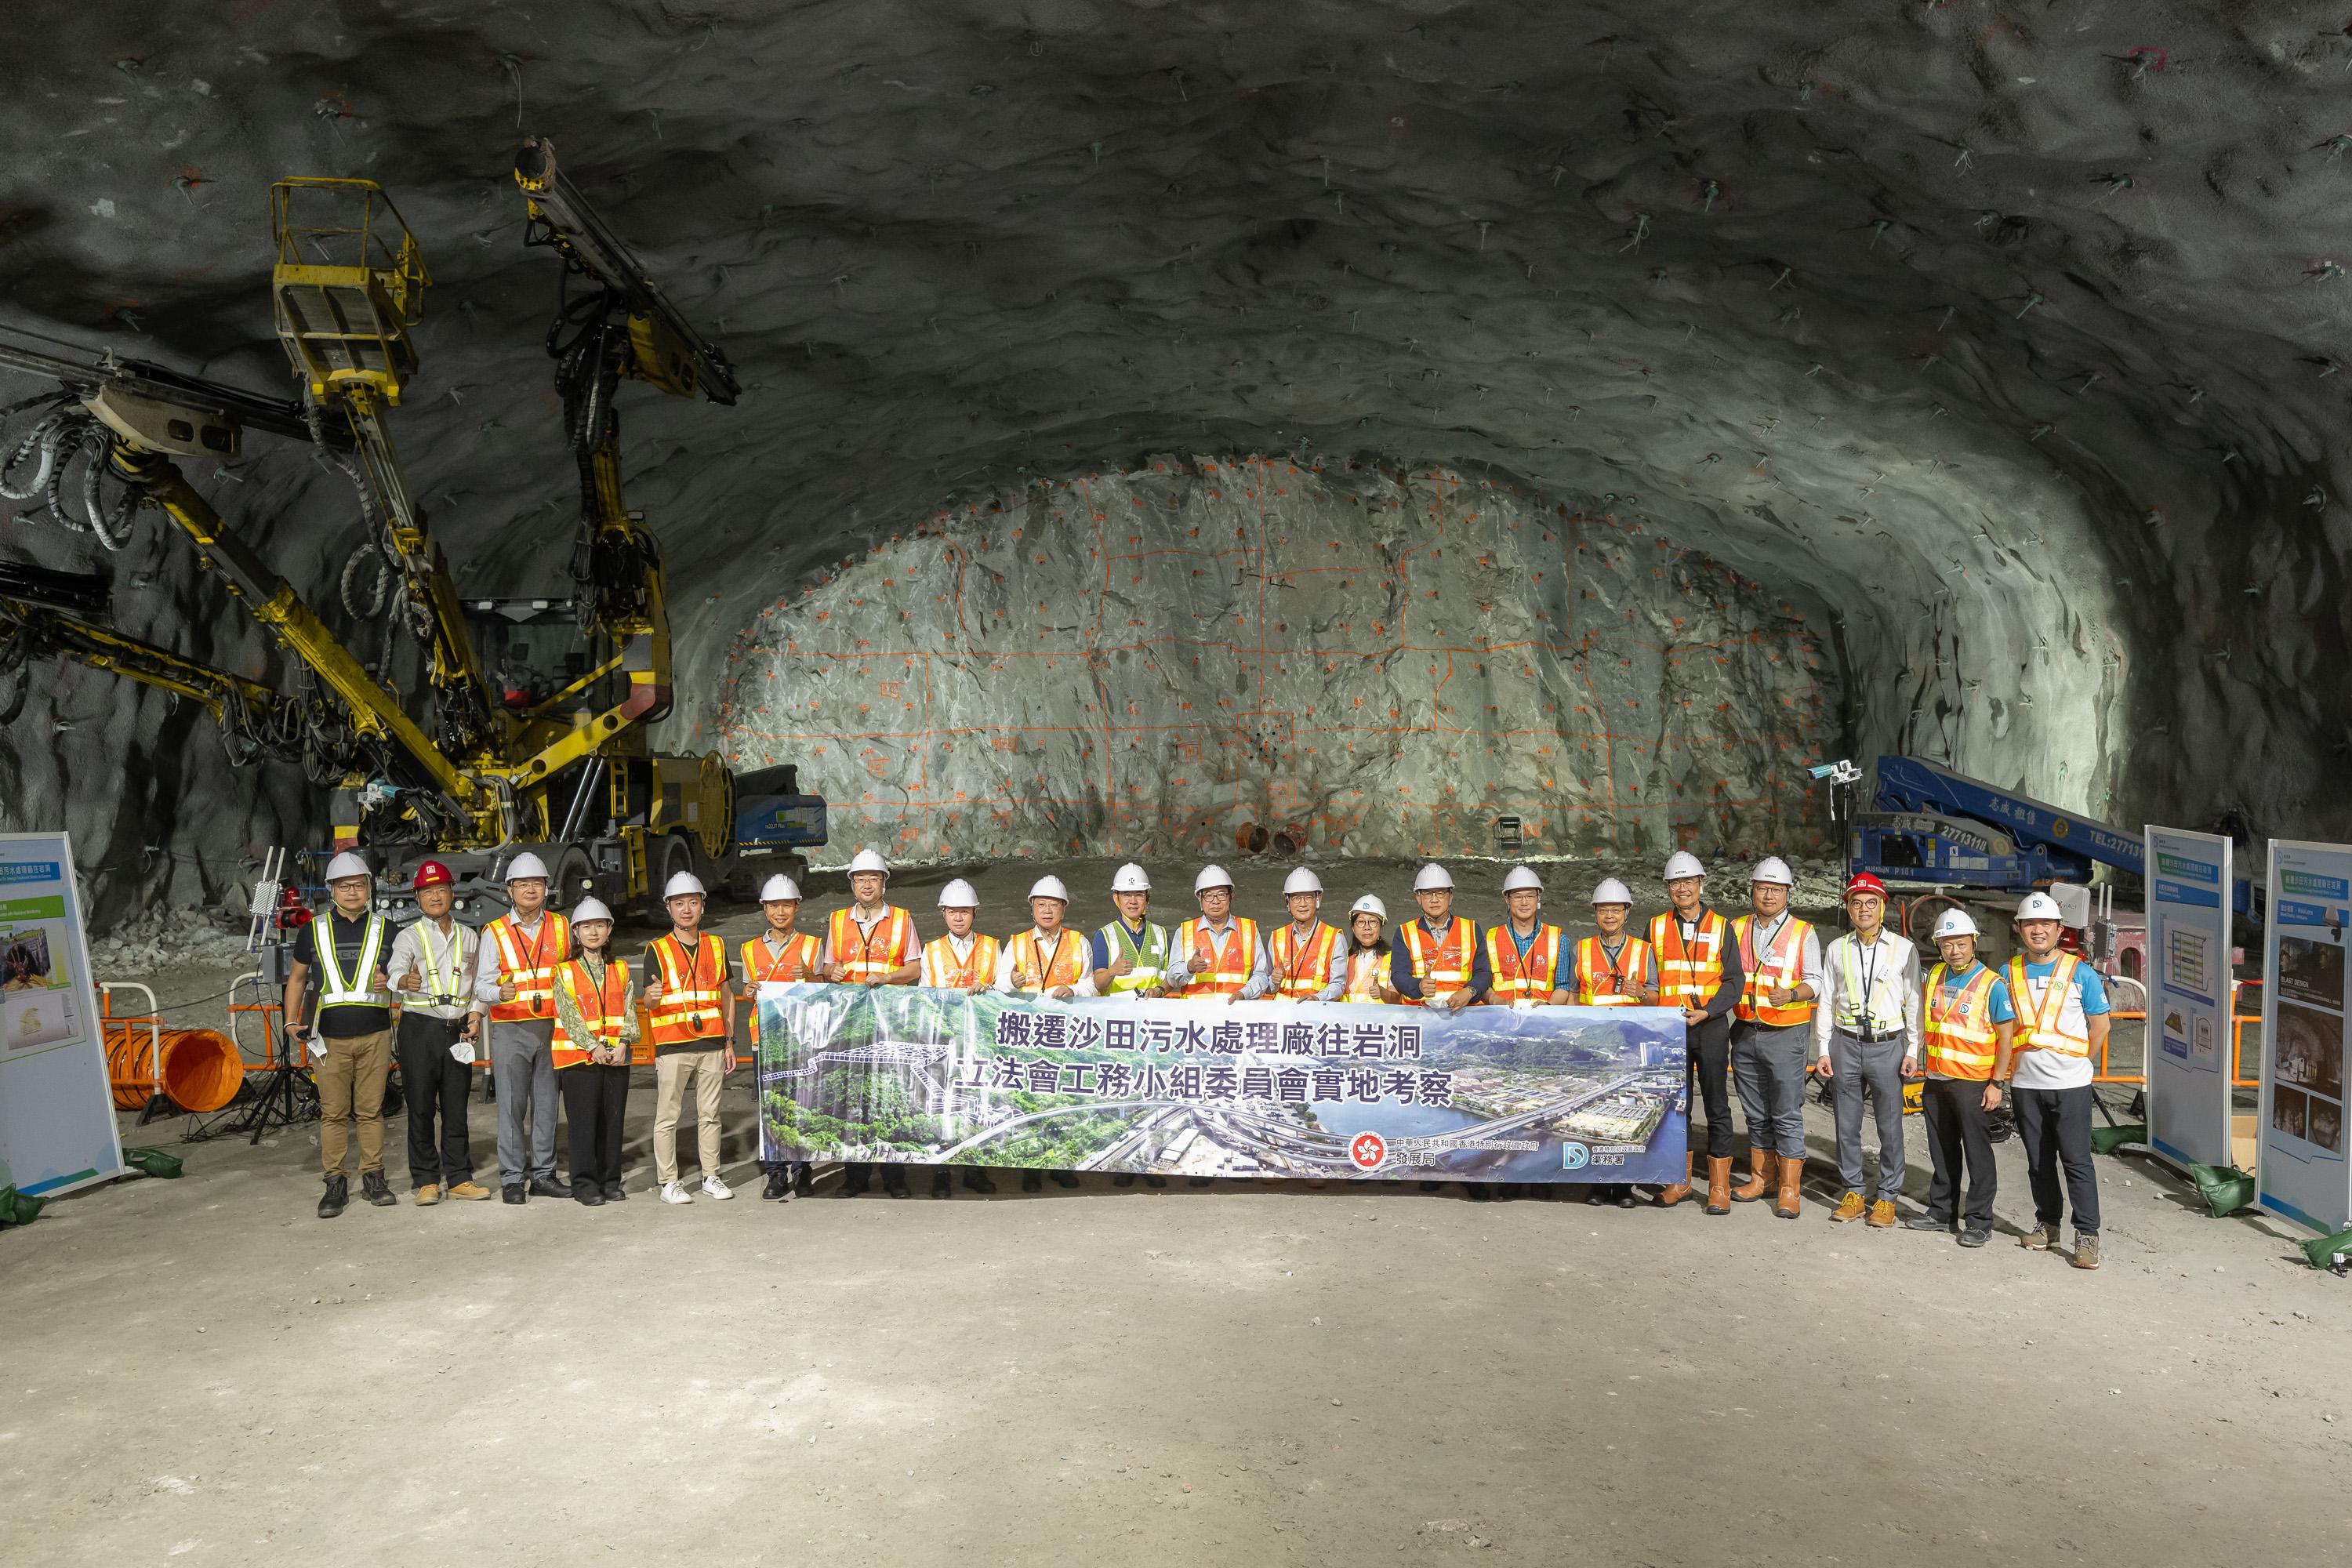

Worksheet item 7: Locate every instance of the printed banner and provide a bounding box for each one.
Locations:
[2259,840,2352,1234]
[755,987,1688,1183]
[0,831,124,1197]
[2143,826,2234,1173]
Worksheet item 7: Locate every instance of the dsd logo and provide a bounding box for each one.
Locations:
[1559,1142,1591,1171]
[1348,1131,1387,1171]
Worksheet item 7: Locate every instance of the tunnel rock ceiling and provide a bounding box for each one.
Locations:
[3,2,2350,911]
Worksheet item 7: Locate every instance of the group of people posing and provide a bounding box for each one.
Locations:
[283,844,2109,1268]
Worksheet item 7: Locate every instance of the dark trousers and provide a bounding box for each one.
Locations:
[396,1012,474,1188]
[559,1064,630,1189]
[1921,1078,1998,1230]
[1685,1014,1734,1159]
[2016,1085,2100,1234]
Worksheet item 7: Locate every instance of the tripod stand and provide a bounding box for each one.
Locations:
[227,1051,318,1143]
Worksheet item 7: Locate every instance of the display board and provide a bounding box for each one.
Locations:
[756,986,1688,1184]
[0,832,124,1197]
[2258,840,2352,1234]
[2144,826,2234,1173]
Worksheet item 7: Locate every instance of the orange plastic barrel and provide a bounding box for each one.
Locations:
[105,1027,245,1112]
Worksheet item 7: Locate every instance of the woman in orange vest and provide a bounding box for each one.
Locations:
[1728,857,1823,1219]
[1649,852,1745,1213]
[1573,877,1655,1210]
[1270,867,1345,1000]
[742,872,823,1203]
[552,898,637,1206]
[1340,896,1403,1002]
[1486,866,1569,1006]
[1909,909,2016,1248]
[643,870,735,1207]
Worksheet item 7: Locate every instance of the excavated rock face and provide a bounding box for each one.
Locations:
[2,4,2349,918]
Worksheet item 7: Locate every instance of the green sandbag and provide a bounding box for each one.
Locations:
[2299,1228,2352,1269]
[2188,1163,2256,1218]
[2089,1123,2147,1155]
[122,1148,184,1179]
[0,1184,44,1227]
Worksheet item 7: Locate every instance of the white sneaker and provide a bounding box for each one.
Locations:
[659,1181,692,1205]
[702,1175,735,1200]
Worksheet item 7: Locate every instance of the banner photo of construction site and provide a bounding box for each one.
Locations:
[754,988,1689,1183]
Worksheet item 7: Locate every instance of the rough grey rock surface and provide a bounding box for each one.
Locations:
[2,3,2350,919]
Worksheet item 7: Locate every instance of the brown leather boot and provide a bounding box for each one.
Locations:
[1655,1152,1693,1207]
[1773,1153,1803,1219]
[1704,1155,1733,1214]
[1731,1150,1775,1203]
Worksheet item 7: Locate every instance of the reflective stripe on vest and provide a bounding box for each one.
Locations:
[1271,921,1340,998]
[1400,917,1473,1005]
[922,933,1000,989]
[828,906,915,982]
[1733,913,1816,1026]
[487,913,571,1023]
[1573,936,1653,1007]
[314,914,388,1010]
[552,956,630,1069]
[646,932,725,1045]
[1173,917,1259,997]
[1649,910,1727,1004]
[1098,920,1171,992]
[1922,963,2000,1080]
[1484,924,1563,1000]
[1341,949,1390,1003]
[741,931,821,989]
[2007,953,2091,1057]
[1006,929,1087,993]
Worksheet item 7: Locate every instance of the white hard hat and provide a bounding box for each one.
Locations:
[1502,866,1542,894]
[1751,856,1794,887]
[663,870,706,900]
[1283,867,1323,895]
[2016,891,2064,922]
[1029,876,1070,903]
[571,897,613,926]
[1111,862,1152,894]
[938,878,979,909]
[1933,909,1980,941]
[1193,864,1234,894]
[1662,851,1705,882]
[847,848,888,878]
[504,851,550,884]
[1592,877,1634,906]
[1349,894,1388,920]
[324,851,372,884]
[758,873,802,903]
[1414,863,1454,892]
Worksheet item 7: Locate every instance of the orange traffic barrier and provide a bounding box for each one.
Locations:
[2092,1009,2262,1090]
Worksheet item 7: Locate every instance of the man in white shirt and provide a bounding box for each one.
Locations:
[385,860,489,1204]
[1815,873,1920,1228]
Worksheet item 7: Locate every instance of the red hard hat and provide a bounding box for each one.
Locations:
[412,860,455,891]
[1844,872,1887,900]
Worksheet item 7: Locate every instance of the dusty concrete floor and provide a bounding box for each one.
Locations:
[12,857,2352,1566]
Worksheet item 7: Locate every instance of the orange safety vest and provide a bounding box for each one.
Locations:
[1399,916,1475,1006]
[1922,963,2002,1080]
[2007,953,2091,1058]
[1269,920,1341,999]
[1573,936,1654,1007]
[1484,923,1564,1001]
[1341,949,1391,1003]
[827,906,916,982]
[1004,928,1088,993]
[645,931,727,1047]
[740,931,822,989]
[922,932,1001,989]
[1171,916,1261,998]
[1649,909,1728,1006]
[551,956,630,1069]
[485,912,572,1024]
[1733,913,1817,1027]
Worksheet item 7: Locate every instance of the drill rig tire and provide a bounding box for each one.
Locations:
[645,832,703,926]
[554,844,598,911]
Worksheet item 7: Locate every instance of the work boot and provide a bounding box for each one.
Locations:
[2021,1220,2060,1251]
[415,1183,443,1207]
[1462,1182,1492,1201]
[1866,1199,1896,1229]
[1111,1173,1137,1187]
[1021,1171,1044,1193]
[1143,1175,1168,1188]
[318,1174,348,1219]
[1956,1227,1991,1249]
[602,1179,626,1203]
[761,1169,792,1201]
[1654,1152,1693,1208]
[1703,1156,1733,1215]
[528,1175,568,1199]
[792,1163,815,1196]
[1187,1176,1213,1188]
[361,1171,397,1207]
[2071,1233,2101,1269]
[931,1169,953,1199]
[447,1180,492,1200]
[1773,1155,1803,1220]
[1051,1171,1080,1189]
[572,1181,604,1207]
[502,1184,526,1204]
[1829,1191,1866,1223]
[961,1169,997,1194]
[1731,1151,1776,1203]
[1902,1211,1952,1232]
[880,1167,910,1199]
[836,1168,869,1199]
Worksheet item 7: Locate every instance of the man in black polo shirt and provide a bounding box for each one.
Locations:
[283,851,397,1218]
